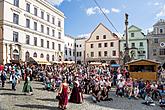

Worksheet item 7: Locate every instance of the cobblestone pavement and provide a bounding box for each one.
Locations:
[0,81,163,110]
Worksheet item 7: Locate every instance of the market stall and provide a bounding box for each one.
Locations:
[126,59,160,80]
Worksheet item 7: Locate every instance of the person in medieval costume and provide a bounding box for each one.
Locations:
[22,70,33,95]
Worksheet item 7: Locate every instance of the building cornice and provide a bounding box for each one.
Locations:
[86,39,119,43]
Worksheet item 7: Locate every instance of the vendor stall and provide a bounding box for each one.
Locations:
[126,59,160,80]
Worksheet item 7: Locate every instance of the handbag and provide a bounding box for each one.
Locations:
[56,94,62,100]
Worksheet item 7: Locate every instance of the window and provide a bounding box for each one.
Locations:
[154,38,158,43]
[153,49,157,56]
[26,3,30,12]
[65,49,67,55]
[69,49,71,56]
[140,42,143,47]
[124,43,126,47]
[98,43,102,48]
[34,22,37,31]
[98,51,101,57]
[131,33,134,37]
[47,27,49,35]
[26,19,30,28]
[160,29,163,34]
[91,44,93,48]
[41,39,44,47]
[103,35,106,39]
[34,37,37,46]
[47,41,49,48]
[13,31,18,42]
[52,17,55,24]
[96,36,99,40]
[77,52,79,57]
[41,25,44,33]
[104,51,107,57]
[52,42,55,49]
[79,52,82,57]
[41,11,44,19]
[112,50,116,56]
[104,43,107,47]
[80,44,81,47]
[52,55,55,61]
[13,13,19,24]
[58,32,61,39]
[40,53,44,58]
[14,0,19,7]
[26,35,30,44]
[91,52,94,57]
[52,29,55,37]
[73,51,75,56]
[46,54,49,61]
[33,52,37,58]
[34,7,37,16]
[160,49,165,55]
[58,44,61,51]
[131,43,135,48]
[47,14,50,22]
[110,42,114,47]
[58,20,61,27]
[25,51,30,61]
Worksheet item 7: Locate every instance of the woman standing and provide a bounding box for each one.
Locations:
[22,71,33,95]
[58,78,70,110]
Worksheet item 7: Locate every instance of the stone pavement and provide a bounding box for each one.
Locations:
[0,81,163,110]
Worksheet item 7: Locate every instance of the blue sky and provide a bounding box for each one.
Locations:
[47,0,165,37]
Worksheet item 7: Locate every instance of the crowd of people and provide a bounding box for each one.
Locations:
[0,63,165,109]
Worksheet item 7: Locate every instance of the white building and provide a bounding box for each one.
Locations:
[64,35,75,61]
[75,37,86,64]
[0,0,65,64]
[85,23,120,64]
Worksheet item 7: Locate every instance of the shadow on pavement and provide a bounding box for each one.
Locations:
[34,87,44,91]
[0,93,25,96]
[15,104,60,110]
[0,88,12,91]
[36,98,58,102]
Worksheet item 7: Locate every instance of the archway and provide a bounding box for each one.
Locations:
[46,54,49,61]
[13,49,19,60]
[33,52,37,58]
[40,53,44,58]
[25,51,30,61]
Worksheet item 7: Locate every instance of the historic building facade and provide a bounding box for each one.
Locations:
[75,37,86,64]
[0,0,65,64]
[147,19,165,64]
[85,23,120,64]
[64,35,75,61]
[120,25,148,61]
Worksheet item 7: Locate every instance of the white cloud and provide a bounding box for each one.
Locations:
[156,5,165,17]
[86,7,110,16]
[77,33,91,38]
[111,8,120,13]
[47,0,71,6]
[154,2,160,6]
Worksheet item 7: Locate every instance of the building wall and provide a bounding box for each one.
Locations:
[147,19,165,63]
[64,35,75,61]
[75,37,86,64]
[85,23,119,64]
[0,0,65,64]
[120,25,148,60]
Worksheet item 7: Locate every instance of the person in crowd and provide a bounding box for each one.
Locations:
[22,71,33,95]
[116,78,125,97]
[125,78,133,99]
[92,84,101,103]
[69,77,83,104]
[1,69,7,87]
[11,71,18,91]
[58,78,70,110]
[133,79,139,99]
[100,86,112,101]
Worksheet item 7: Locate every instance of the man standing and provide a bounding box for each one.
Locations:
[1,69,7,87]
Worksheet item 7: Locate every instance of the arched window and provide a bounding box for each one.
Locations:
[46,54,49,61]
[52,55,54,61]
[13,49,19,60]
[40,53,44,58]
[33,52,37,58]
[25,51,30,61]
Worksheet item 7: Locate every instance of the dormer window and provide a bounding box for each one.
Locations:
[96,36,99,40]
[131,33,134,37]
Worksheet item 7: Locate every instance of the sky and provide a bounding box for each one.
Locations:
[47,0,165,37]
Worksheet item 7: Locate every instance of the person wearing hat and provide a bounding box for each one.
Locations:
[69,77,83,104]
